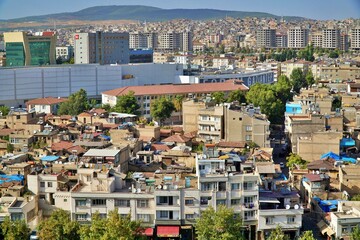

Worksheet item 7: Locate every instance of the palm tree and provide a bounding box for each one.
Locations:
[173,95,184,123]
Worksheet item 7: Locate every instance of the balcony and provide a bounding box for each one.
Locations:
[156,219,181,225]
[216,191,227,199]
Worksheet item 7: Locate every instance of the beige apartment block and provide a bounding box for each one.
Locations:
[320,64,360,82]
[339,165,360,196]
[297,131,342,161]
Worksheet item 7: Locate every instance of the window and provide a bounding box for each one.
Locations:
[244,196,254,204]
[185,199,194,206]
[137,214,150,222]
[75,200,86,207]
[40,182,45,187]
[86,175,91,182]
[231,183,240,190]
[185,214,195,219]
[159,211,169,218]
[245,135,252,141]
[137,200,149,208]
[76,214,87,221]
[231,199,241,205]
[64,199,67,202]
[47,182,53,187]
[243,182,253,190]
[266,217,274,225]
[287,216,295,224]
[92,199,106,206]
[11,213,23,221]
[244,211,255,220]
[115,199,130,207]
[246,125,252,131]
[216,200,226,205]
[200,197,211,206]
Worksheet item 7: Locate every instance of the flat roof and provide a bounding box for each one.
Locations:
[83,149,120,157]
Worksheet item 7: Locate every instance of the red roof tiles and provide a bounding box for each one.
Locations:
[26,97,67,106]
[102,81,248,97]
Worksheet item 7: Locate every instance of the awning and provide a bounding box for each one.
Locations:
[259,198,280,204]
[157,226,180,238]
[144,228,154,236]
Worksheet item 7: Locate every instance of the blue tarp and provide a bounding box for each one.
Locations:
[40,156,60,162]
[340,138,356,147]
[286,103,302,114]
[321,152,340,160]
[100,135,111,141]
[0,174,24,185]
[313,197,339,212]
[321,151,356,164]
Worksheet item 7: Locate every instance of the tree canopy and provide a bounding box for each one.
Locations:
[297,44,315,62]
[195,205,244,240]
[1,216,31,240]
[290,68,306,94]
[79,209,145,240]
[38,209,80,240]
[58,89,89,116]
[227,89,247,104]
[111,91,140,115]
[0,105,10,116]
[150,97,175,124]
[298,231,316,240]
[351,226,360,240]
[211,91,226,104]
[286,153,308,170]
[305,69,315,87]
[267,225,290,240]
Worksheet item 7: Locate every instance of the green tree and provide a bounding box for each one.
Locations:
[290,68,306,94]
[331,96,342,111]
[211,91,226,104]
[328,50,339,58]
[58,89,89,116]
[80,209,145,240]
[267,225,290,240]
[69,57,75,64]
[196,205,244,240]
[351,226,360,240]
[56,56,63,64]
[227,89,246,103]
[6,143,14,153]
[101,104,111,112]
[0,105,10,116]
[298,231,316,240]
[286,153,308,170]
[38,209,80,240]
[351,194,360,201]
[1,216,31,240]
[173,95,184,122]
[111,91,140,115]
[274,75,293,104]
[150,97,175,125]
[305,69,315,87]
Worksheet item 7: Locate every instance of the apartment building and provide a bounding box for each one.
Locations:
[73,31,129,65]
[157,31,193,52]
[340,34,349,51]
[310,32,323,48]
[55,46,73,61]
[276,33,288,48]
[291,88,333,115]
[280,60,310,78]
[320,64,360,81]
[351,27,360,50]
[322,28,340,49]
[256,28,276,48]
[287,27,309,49]
[4,31,57,66]
[183,100,270,146]
[102,80,248,119]
[330,201,360,239]
[129,32,158,49]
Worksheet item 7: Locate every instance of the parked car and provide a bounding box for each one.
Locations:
[279,162,285,168]
[30,230,39,240]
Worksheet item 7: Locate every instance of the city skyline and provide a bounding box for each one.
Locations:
[0,0,359,20]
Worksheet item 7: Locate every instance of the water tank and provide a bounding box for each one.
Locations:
[185,177,191,188]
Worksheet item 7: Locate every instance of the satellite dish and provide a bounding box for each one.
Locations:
[316,170,320,175]
[132,188,136,193]
[285,205,290,210]
[174,185,178,190]
[136,188,141,193]
[294,204,299,209]
[163,185,168,190]
[157,185,162,189]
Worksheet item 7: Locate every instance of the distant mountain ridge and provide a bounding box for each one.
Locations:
[2,5,306,22]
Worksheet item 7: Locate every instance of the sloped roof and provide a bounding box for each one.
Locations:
[51,141,73,151]
[162,134,190,143]
[26,97,67,106]
[102,81,248,97]
[216,141,247,148]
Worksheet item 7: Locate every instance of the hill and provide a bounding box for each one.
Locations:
[2,5,306,23]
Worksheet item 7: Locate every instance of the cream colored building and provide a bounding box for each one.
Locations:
[280,60,310,78]
[320,64,360,81]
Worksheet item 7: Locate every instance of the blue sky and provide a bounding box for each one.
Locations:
[0,0,359,20]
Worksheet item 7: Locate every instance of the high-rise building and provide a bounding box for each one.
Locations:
[276,33,288,48]
[256,28,276,48]
[181,31,193,52]
[158,32,180,51]
[56,46,73,61]
[287,27,309,49]
[340,33,349,51]
[322,28,340,49]
[351,27,360,50]
[129,32,158,50]
[74,31,129,65]
[310,32,323,48]
[4,31,56,67]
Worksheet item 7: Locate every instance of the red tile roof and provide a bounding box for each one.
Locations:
[162,135,190,143]
[0,128,15,136]
[26,97,67,106]
[51,141,73,151]
[151,144,171,151]
[102,81,248,97]
[304,174,322,182]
